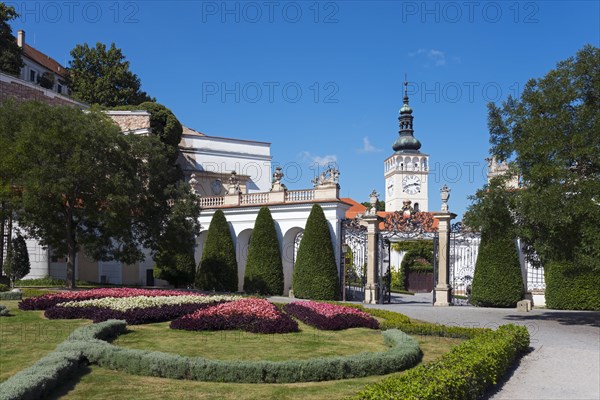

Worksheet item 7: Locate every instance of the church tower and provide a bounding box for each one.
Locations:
[384,80,429,212]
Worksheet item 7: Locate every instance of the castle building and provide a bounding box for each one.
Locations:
[384,81,429,212]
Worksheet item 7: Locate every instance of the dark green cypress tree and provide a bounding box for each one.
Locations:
[244,207,283,295]
[4,234,30,286]
[292,204,340,300]
[195,210,238,292]
[467,181,524,307]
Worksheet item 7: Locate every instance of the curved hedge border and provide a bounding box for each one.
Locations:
[0,321,125,400]
[355,324,530,400]
[63,326,422,383]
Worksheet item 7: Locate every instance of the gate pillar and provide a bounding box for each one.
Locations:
[432,185,457,307]
[362,193,380,304]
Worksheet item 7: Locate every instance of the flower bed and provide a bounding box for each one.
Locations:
[19,288,199,310]
[44,295,239,325]
[284,301,379,330]
[171,298,299,334]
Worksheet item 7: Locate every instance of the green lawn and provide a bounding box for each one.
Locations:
[114,321,388,361]
[0,299,89,383]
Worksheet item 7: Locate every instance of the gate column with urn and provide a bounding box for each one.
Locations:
[432,185,456,307]
[363,190,380,304]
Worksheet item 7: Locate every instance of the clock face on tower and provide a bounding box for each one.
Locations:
[402,175,421,194]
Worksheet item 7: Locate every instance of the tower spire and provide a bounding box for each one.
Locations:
[392,75,422,153]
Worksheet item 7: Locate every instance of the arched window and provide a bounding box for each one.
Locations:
[414,203,420,212]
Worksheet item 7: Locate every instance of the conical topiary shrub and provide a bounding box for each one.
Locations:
[195,209,238,292]
[470,229,524,308]
[244,207,284,295]
[292,204,340,300]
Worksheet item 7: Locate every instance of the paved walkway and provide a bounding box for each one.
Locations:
[271,293,600,399]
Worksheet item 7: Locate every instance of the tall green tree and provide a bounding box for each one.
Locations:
[154,183,201,288]
[196,210,238,292]
[487,45,600,272]
[0,3,23,76]
[4,233,30,286]
[244,207,283,295]
[292,204,340,300]
[1,101,155,288]
[465,178,524,307]
[67,42,154,107]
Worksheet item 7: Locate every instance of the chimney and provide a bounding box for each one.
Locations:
[17,30,25,48]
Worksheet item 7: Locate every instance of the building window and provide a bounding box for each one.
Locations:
[29,70,36,82]
[414,203,420,212]
[57,84,62,94]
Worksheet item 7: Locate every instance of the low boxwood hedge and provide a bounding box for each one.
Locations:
[355,324,530,400]
[0,321,125,400]
[62,327,422,383]
[0,291,21,301]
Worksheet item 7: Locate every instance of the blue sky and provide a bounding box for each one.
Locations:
[9,0,600,219]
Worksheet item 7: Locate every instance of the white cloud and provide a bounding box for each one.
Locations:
[359,136,381,153]
[408,48,448,67]
[300,151,338,167]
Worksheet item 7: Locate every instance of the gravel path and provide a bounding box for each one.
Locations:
[270,293,600,399]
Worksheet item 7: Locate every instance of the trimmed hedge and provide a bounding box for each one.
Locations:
[471,230,524,308]
[0,321,126,400]
[0,291,21,300]
[355,324,530,400]
[244,207,284,295]
[195,209,238,292]
[292,204,340,300]
[545,261,600,311]
[64,328,422,383]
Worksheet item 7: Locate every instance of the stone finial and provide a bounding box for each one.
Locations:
[440,184,451,212]
[369,189,379,214]
[227,171,241,195]
[188,173,199,195]
[271,166,287,192]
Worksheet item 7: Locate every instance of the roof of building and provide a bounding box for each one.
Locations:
[182,126,206,137]
[21,43,67,78]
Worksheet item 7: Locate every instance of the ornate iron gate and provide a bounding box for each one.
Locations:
[379,205,438,304]
[449,222,481,306]
[340,218,367,301]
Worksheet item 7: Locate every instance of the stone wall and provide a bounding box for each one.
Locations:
[105,112,151,133]
[0,72,87,108]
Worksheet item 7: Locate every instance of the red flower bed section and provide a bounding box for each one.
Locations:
[170,298,299,334]
[284,301,379,330]
[19,288,199,310]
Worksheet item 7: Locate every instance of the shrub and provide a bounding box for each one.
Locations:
[244,207,284,295]
[0,291,21,300]
[545,261,600,311]
[0,283,8,292]
[0,304,9,316]
[171,298,298,334]
[284,301,379,330]
[66,328,421,383]
[196,210,238,292]
[3,234,30,286]
[154,250,196,289]
[470,230,524,308]
[355,324,530,400]
[292,204,340,300]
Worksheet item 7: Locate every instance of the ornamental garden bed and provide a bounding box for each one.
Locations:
[0,289,530,399]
